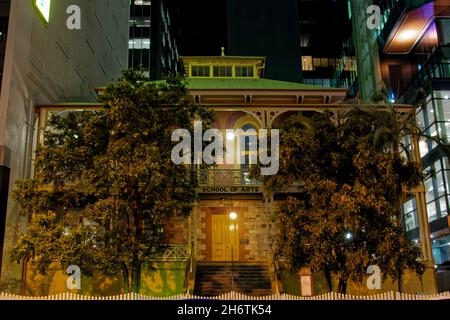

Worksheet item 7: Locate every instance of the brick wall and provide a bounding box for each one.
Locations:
[164,217,188,245]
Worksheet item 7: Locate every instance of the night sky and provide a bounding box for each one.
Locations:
[174,0,228,56]
[174,0,350,57]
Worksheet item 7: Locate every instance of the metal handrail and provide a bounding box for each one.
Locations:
[184,243,196,295]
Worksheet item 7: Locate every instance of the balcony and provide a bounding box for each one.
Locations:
[198,168,260,188]
[153,245,191,262]
[400,45,450,103]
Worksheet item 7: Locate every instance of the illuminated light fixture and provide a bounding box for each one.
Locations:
[345,232,353,241]
[229,212,237,220]
[226,132,235,141]
[389,93,396,104]
[445,96,449,100]
[397,29,420,42]
[34,0,51,23]
[383,2,436,54]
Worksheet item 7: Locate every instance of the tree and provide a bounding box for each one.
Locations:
[256,111,425,294]
[11,70,214,293]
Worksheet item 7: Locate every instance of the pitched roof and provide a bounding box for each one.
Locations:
[184,78,333,91]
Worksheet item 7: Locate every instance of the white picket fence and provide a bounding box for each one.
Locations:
[0,291,449,300]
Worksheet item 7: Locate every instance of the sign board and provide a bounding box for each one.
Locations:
[34,0,51,23]
[199,186,261,193]
[300,276,312,297]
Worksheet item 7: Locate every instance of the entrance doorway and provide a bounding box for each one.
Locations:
[211,214,239,261]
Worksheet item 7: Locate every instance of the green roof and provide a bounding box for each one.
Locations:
[184,78,328,90]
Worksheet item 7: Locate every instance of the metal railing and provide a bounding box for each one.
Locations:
[400,46,450,104]
[198,169,260,187]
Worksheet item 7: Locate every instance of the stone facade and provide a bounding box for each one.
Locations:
[196,199,274,262]
[163,217,189,245]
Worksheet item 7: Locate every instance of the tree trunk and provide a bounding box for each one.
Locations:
[131,263,142,293]
[324,268,333,292]
[21,256,29,295]
[338,279,347,294]
[122,265,130,293]
[397,271,404,293]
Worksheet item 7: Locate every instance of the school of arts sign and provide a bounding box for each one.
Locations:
[199,186,261,193]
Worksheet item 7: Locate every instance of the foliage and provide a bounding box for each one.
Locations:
[255,110,425,293]
[11,70,213,293]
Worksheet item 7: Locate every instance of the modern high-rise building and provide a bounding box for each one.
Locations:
[227,0,302,83]
[350,0,450,292]
[299,0,357,92]
[129,0,180,80]
[0,0,129,284]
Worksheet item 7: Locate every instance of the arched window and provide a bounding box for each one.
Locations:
[231,116,260,185]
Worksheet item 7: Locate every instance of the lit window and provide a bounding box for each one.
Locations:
[300,33,310,47]
[134,0,151,5]
[402,198,419,231]
[313,58,321,69]
[302,56,313,71]
[129,38,151,49]
[432,234,450,265]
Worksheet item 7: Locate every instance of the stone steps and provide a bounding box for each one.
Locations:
[194,262,273,296]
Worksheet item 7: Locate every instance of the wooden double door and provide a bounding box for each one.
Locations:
[211,214,239,261]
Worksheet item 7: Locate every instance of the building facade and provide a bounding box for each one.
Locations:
[299,0,357,92]
[129,0,180,80]
[0,0,129,284]
[33,53,437,296]
[350,0,450,291]
[227,0,302,83]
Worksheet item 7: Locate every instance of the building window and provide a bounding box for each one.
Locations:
[238,123,259,185]
[424,157,450,222]
[213,66,232,77]
[417,90,450,158]
[432,234,450,265]
[235,66,254,77]
[129,38,151,50]
[302,56,313,71]
[134,0,151,5]
[313,58,321,69]
[191,65,210,77]
[402,198,419,231]
[300,33,310,47]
